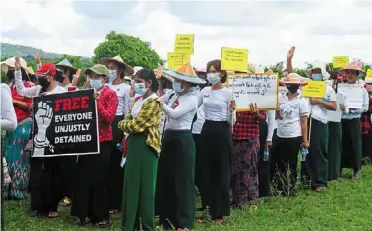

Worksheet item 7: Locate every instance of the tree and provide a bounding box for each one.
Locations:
[93,31,164,69]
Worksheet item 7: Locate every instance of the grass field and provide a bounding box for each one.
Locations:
[3,165,372,231]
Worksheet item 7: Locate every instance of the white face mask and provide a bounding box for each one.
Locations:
[207,73,221,86]
[108,69,117,83]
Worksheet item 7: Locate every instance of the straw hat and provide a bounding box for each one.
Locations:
[99,55,134,76]
[1,56,27,73]
[305,61,330,80]
[27,67,35,75]
[338,63,366,77]
[279,73,308,86]
[133,66,143,76]
[55,58,77,73]
[154,67,174,82]
[164,63,206,84]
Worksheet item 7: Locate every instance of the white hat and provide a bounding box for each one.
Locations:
[133,66,143,76]
[1,56,28,73]
[306,61,330,80]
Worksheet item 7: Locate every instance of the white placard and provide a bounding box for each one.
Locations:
[338,83,364,108]
[227,74,279,111]
[327,94,345,122]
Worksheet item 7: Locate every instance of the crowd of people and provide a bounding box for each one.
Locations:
[1,46,371,231]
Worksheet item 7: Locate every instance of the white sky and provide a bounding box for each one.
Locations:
[1,0,372,68]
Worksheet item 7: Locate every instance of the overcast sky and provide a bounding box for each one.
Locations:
[1,0,372,68]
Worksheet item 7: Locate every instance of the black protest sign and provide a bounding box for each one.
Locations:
[32,89,99,157]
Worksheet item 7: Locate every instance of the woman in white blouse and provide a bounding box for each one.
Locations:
[197,59,235,224]
[100,55,134,214]
[156,63,205,231]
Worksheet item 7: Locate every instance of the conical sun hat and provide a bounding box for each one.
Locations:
[55,58,77,72]
[1,56,27,73]
[279,73,308,86]
[338,63,366,77]
[163,63,206,84]
[305,61,330,80]
[99,55,134,76]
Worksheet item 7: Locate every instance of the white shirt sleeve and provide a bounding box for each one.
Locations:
[163,95,197,119]
[266,110,276,141]
[1,84,17,131]
[300,98,310,116]
[197,88,205,107]
[327,86,337,102]
[14,70,41,97]
[361,88,369,113]
[123,87,131,117]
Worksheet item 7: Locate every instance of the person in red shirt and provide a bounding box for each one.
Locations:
[361,80,372,161]
[2,57,34,200]
[231,105,267,207]
[71,64,118,228]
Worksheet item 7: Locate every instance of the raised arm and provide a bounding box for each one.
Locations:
[14,70,41,97]
[286,46,295,74]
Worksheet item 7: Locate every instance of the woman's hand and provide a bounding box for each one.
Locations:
[35,50,42,64]
[310,98,321,105]
[71,69,81,87]
[287,46,295,60]
[340,103,345,111]
[302,140,310,149]
[15,56,21,71]
[93,92,100,100]
[230,100,236,110]
[249,103,259,116]
[265,141,272,149]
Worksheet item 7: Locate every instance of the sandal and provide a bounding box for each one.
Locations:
[315,187,327,192]
[197,217,205,224]
[95,220,110,228]
[215,218,224,224]
[59,197,71,206]
[352,173,360,180]
[47,211,59,218]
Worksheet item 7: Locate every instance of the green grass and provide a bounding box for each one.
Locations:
[4,165,372,231]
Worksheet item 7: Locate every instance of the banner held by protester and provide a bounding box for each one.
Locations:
[32,89,99,157]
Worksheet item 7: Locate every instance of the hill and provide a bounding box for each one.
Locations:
[0,43,92,62]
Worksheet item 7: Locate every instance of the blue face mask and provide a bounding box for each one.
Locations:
[134,83,147,95]
[173,81,184,93]
[90,79,103,90]
[108,69,117,83]
[207,73,221,86]
[312,73,323,81]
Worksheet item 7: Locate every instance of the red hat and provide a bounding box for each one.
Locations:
[35,63,56,76]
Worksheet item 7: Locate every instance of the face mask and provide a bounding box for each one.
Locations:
[55,71,64,84]
[90,79,103,90]
[286,84,300,93]
[134,83,147,95]
[108,69,117,83]
[312,74,323,81]
[38,76,51,89]
[207,73,221,86]
[172,81,184,93]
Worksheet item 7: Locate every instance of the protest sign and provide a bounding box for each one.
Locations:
[226,74,278,111]
[167,53,191,70]
[174,34,194,54]
[332,56,349,68]
[302,81,327,98]
[366,69,372,78]
[32,89,99,157]
[338,83,365,108]
[221,47,248,71]
[327,93,345,122]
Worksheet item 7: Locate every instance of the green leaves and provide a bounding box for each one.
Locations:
[93,31,164,70]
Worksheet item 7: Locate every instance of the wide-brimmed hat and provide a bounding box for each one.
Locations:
[85,64,109,77]
[305,61,330,80]
[99,55,134,76]
[164,63,206,85]
[154,67,174,82]
[338,63,366,77]
[27,67,35,75]
[133,66,143,76]
[195,67,206,74]
[1,56,27,73]
[279,73,308,86]
[55,58,77,73]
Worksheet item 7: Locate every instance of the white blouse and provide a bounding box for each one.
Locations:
[198,86,233,122]
[162,92,198,130]
[106,83,131,117]
[1,84,17,131]
[192,105,205,134]
[131,93,157,119]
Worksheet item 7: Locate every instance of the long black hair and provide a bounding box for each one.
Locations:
[136,68,159,93]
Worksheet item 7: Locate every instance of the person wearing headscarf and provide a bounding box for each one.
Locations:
[13,58,67,218]
[270,47,310,195]
[300,61,337,192]
[71,64,118,227]
[1,57,34,200]
[156,63,205,231]
[197,59,236,224]
[339,64,369,180]
[99,55,133,214]
[361,78,372,161]
[118,69,162,231]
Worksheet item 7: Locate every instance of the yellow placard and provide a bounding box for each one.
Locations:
[332,56,349,68]
[174,34,194,54]
[167,53,190,70]
[302,81,327,98]
[221,47,248,71]
[366,69,372,78]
